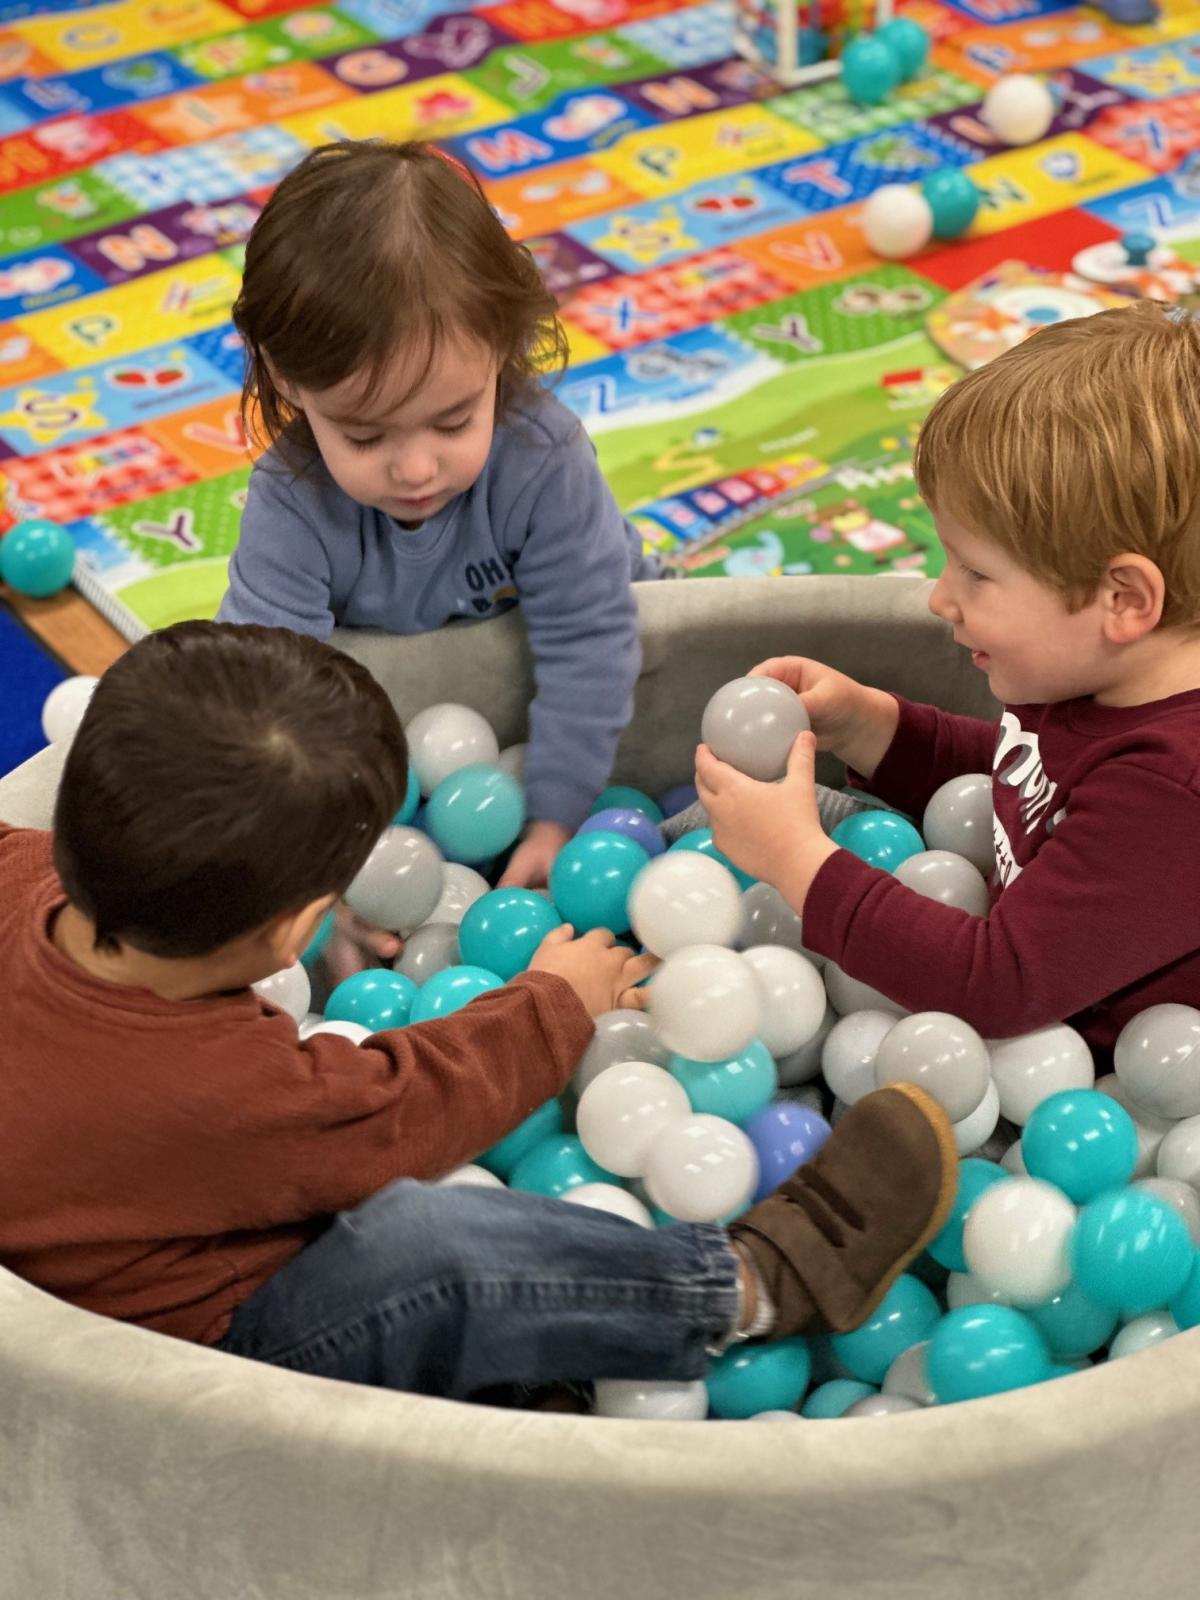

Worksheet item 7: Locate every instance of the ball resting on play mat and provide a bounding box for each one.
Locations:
[981,73,1056,146]
[861,185,934,261]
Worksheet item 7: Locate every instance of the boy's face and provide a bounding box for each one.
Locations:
[291,333,498,524]
[929,511,1109,706]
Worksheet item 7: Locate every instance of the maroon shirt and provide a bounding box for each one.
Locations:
[0,827,592,1344]
[803,692,1200,1050]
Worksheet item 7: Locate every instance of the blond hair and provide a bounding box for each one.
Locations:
[914,301,1200,625]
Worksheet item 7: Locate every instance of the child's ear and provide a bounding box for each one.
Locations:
[1102,554,1165,645]
[270,895,336,969]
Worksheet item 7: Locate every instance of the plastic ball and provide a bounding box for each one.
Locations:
[1021,1089,1138,1203]
[1169,1254,1200,1331]
[861,184,933,260]
[740,945,826,1058]
[700,676,810,782]
[928,1158,1010,1272]
[774,1003,836,1088]
[1156,1115,1200,1188]
[458,888,562,982]
[252,963,312,1025]
[593,1379,708,1420]
[928,1305,1054,1403]
[945,1270,1010,1310]
[508,1133,614,1197]
[874,1012,991,1123]
[882,1341,935,1406]
[707,1336,812,1420]
[843,1394,921,1418]
[423,862,488,929]
[1025,1281,1119,1360]
[830,810,925,872]
[744,1101,831,1203]
[408,963,504,1024]
[549,830,650,934]
[988,1024,1095,1125]
[1135,1177,1200,1243]
[893,850,990,915]
[479,1098,564,1179]
[0,518,76,597]
[304,1019,370,1044]
[920,168,981,239]
[953,1079,1001,1156]
[578,806,665,857]
[576,1061,691,1177]
[841,33,901,105]
[658,781,698,816]
[345,826,445,935]
[824,961,906,1018]
[405,703,499,797]
[495,743,526,782]
[642,1113,758,1222]
[822,1010,896,1104]
[393,767,420,826]
[830,1274,940,1385]
[628,851,743,957]
[41,675,97,745]
[394,921,460,985]
[591,785,664,823]
[981,73,1056,146]
[424,764,524,865]
[963,1176,1074,1306]
[737,880,815,961]
[1113,1003,1200,1119]
[876,16,929,78]
[1110,1311,1179,1358]
[436,1163,506,1189]
[1071,1187,1194,1315]
[574,1008,668,1094]
[921,774,994,876]
[801,1379,875,1418]
[648,944,763,1062]
[325,968,417,1031]
[1095,1073,1172,1177]
[667,1039,777,1126]
[669,827,755,892]
[561,1182,653,1228]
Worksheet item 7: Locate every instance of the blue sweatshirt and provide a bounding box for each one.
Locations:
[217,388,653,831]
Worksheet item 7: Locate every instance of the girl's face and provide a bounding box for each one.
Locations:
[288,333,499,523]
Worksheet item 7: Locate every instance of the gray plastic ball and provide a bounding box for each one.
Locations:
[824,960,907,1018]
[344,826,445,935]
[881,1342,934,1406]
[1114,1003,1200,1120]
[737,881,823,968]
[893,849,990,916]
[922,774,995,877]
[700,676,810,783]
[874,1011,991,1122]
[843,1394,921,1418]
[1095,1073,1173,1176]
[395,921,461,986]
[1156,1115,1200,1190]
[575,1008,669,1094]
[775,1002,837,1086]
[1135,1177,1200,1243]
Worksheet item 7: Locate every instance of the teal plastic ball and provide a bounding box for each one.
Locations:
[549,830,650,933]
[800,1378,876,1418]
[479,1098,563,1178]
[1072,1187,1194,1314]
[394,768,420,826]
[591,785,664,823]
[668,826,756,891]
[841,35,901,106]
[830,1273,940,1384]
[1026,1281,1119,1359]
[459,888,563,981]
[325,969,417,1031]
[706,1336,812,1419]
[1168,1251,1200,1330]
[0,518,76,598]
[409,963,504,1024]
[667,1040,777,1126]
[876,16,929,79]
[1022,1090,1138,1204]
[928,1158,1010,1272]
[830,810,925,871]
[921,168,982,239]
[928,1305,1054,1403]
[508,1133,614,1197]
[425,764,524,866]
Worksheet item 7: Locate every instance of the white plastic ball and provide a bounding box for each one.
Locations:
[953,1078,1001,1156]
[561,1182,654,1228]
[921,774,994,877]
[437,1164,505,1189]
[574,1009,668,1095]
[593,1379,708,1420]
[946,1270,1012,1310]
[252,963,312,1024]
[739,945,826,1059]
[824,961,907,1018]
[628,852,742,957]
[422,862,489,929]
[304,1020,371,1045]
[1114,1003,1200,1120]
[737,881,823,968]
[642,1113,758,1222]
[1109,1312,1179,1360]
[822,1010,896,1105]
[893,850,990,916]
[700,676,810,782]
[962,1176,1075,1306]
[882,1341,934,1406]
[495,743,527,781]
[649,944,763,1063]
[1134,1177,1200,1243]
[344,826,445,935]
[405,703,500,796]
[297,1012,324,1040]
[1096,1073,1174,1177]
[576,1061,691,1178]
[873,1011,990,1122]
[41,674,98,744]
[982,73,1056,146]
[775,1002,837,1087]
[749,1410,804,1422]
[843,1394,921,1418]
[988,1024,1094,1125]
[861,184,934,261]
[1156,1115,1200,1190]
[1000,1139,1028,1175]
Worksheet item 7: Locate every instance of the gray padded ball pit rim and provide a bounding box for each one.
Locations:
[2,575,1194,1600]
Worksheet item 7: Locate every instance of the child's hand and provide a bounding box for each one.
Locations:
[499,820,571,889]
[750,657,899,780]
[326,904,403,985]
[528,925,657,1016]
[695,732,837,911]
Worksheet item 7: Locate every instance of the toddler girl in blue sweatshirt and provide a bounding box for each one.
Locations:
[218,139,657,891]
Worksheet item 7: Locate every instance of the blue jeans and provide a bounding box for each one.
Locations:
[217,1180,739,1399]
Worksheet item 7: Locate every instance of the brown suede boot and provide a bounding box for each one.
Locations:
[730,1084,958,1337]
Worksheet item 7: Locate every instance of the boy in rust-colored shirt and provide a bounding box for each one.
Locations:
[0,622,952,1401]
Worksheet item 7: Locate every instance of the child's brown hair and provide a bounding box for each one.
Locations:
[234,139,567,459]
[914,301,1200,626]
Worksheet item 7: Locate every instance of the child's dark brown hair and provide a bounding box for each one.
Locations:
[233,139,567,458]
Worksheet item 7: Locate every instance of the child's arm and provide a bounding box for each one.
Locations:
[216,462,338,638]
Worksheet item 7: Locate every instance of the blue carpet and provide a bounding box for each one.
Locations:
[0,604,65,778]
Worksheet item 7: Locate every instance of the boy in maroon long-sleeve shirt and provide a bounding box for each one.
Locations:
[0,620,956,1401]
[699,302,1200,1055]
